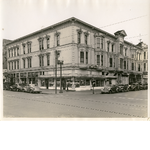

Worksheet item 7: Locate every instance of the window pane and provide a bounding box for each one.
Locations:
[80,52,84,63]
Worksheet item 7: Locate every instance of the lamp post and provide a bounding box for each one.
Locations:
[58,60,64,93]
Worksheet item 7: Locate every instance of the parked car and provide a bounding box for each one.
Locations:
[22,84,30,92]
[101,84,118,94]
[129,83,140,91]
[117,84,124,92]
[10,83,18,91]
[26,84,41,93]
[121,84,129,92]
[143,83,148,90]
[3,82,13,90]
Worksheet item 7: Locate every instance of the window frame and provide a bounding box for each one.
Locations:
[109,58,112,67]
[80,51,84,63]
[97,38,100,48]
[97,55,100,65]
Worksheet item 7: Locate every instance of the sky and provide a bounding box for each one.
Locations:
[1,0,150,45]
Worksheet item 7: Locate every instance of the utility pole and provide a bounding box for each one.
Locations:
[58,60,64,93]
[55,50,58,94]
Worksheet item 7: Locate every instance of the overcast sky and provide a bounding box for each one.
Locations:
[1,0,150,45]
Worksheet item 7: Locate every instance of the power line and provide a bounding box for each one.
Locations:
[125,34,148,39]
[100,15,148,28]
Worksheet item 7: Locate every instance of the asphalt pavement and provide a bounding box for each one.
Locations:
[3,89,148,119]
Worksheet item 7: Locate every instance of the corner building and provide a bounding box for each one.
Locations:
[6,17,148,90]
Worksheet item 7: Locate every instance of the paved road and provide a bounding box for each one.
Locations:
[3,89,148,118]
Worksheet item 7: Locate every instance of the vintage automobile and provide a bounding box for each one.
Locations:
[117,84,124,92]
[101,84,119,94]
[25,84,41,93]
[22,84,29,92]
[10,83,18,91]
[3,82,13,90]
[129,83,140,91]
[143,83,148,90]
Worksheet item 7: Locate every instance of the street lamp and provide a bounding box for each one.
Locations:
[58,60,64,93]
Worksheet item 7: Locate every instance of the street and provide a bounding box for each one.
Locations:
[3,89,148,118]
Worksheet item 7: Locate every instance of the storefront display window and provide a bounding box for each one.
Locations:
[41,79,45,87]
[49,78,54,87]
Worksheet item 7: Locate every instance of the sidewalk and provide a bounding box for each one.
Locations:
[40,88,102,95]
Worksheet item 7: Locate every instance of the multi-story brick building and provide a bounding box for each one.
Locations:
[3,39,12,82]
[5,17,148,90]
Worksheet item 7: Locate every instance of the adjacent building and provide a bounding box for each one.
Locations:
[5,17,148,90]
[3,39,12,82]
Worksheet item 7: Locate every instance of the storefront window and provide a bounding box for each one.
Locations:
[95,80,100,87]
[86,80,90,85]
[80,79,85,86]
[41,79,45,86]
[49,79,54,87]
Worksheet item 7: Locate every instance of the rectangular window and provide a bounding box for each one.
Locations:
[85,35,88,45]
[101,55,103,66]
[17,60,19,69]
[127,61,128,70]
[11,50,13,57]
[23,59,25,68]
[42,55,44,66]
[27,43,31,53]
[17,47,19,56]
[47,54,50,66]
[139,54,140,60]
[144,63,146,71]
[86,52,88,64]
[23,45,25,54]
[132,54,134,58]
[120,58,123,69]
[144,52,146,59]
[138,64,140,71]
[97,55,100,65]
[39,40,44,50]
[110,58,112,67]
[14,61,16,69]
[80,51,84,63]
[39,56,41,67]
[101,38,103,49]
[120,45,123,55]
[57,35,60,46]
[107,42,110,52]
[78,32,81,44]
[47,38,50,48]
[114,58,115,67]
[14,49,16,56]
[112,44,114,52]
[125,49,127,56]
[132,63,134,70]
[9,62,10,70]
[124,61,126,69]
[97,38,100,48]
[28,58,31,68]
[12,62,13,70]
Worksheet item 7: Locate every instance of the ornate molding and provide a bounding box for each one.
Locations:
[76,28,82,34]
[55,31,61,36]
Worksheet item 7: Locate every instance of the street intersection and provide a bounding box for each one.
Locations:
[3,89,148,118]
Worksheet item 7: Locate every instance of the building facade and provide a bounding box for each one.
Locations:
[3,39,12,82]
[5,17,148,90]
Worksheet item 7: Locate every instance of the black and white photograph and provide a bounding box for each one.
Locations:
[1,0,149,119]
[1,0,150,150]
